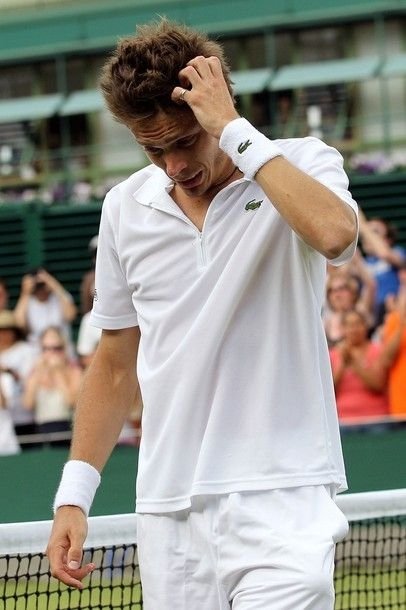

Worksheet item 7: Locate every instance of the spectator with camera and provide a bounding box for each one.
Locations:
[14,268,77,353]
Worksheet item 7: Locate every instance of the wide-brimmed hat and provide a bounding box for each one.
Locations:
[0,310,20,330]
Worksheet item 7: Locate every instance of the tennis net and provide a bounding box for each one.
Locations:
[0,489,405,609]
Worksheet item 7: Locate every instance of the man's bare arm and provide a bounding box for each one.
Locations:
[255,158,357,260]
[173,55,357,261]
[47,326,140,589]
[69,326,140,469]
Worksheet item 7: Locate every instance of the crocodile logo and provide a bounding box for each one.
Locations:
[245,199,263,211]
[237,139,252,154]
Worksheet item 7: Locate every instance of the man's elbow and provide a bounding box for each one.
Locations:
[322,223,357,260]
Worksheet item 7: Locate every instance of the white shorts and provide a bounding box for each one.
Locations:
[137,485,349,610]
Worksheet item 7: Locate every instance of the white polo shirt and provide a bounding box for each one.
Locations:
[91,136,358,513]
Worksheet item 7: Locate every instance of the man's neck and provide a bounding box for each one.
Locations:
[172,166,241,231]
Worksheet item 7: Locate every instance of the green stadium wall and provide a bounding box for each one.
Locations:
[0,202,102,320]
[1,427,405,523]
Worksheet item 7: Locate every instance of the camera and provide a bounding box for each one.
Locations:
[28,268,46,291]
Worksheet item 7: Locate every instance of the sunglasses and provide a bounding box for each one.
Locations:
[42,345,65,352]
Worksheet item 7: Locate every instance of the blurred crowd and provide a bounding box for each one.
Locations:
[326,211,406,428]
[1,211,406,455]
[0,179,125,207]
[0,235,140,455]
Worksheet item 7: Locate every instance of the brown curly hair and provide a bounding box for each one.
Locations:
[99,18,234,124]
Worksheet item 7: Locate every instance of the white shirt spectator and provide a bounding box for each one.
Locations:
[0,340,38,426]
[0,373,20,455]
[26,293,72,346]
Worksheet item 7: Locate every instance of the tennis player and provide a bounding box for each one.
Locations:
[47,19,358,609]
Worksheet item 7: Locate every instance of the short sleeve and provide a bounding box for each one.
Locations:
[293,137,359,267]
[90,190,138,330]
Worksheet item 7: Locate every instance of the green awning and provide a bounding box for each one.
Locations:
[381,54,406,78]
[59,89,105,116]
[270,57,381,91]
[0,93,63,124]
[231,68,273,95]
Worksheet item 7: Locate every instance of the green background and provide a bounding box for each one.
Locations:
[0,427,405,524]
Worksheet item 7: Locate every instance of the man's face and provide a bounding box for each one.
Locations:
[129,110,231,198]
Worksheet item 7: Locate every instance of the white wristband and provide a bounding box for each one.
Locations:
[53,460,101,517]
[219,117,283,180]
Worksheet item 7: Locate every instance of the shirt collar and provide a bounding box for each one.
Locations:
[132,166,178,214]
[132,164,250,215]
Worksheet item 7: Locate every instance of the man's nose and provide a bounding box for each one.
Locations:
[164,151,188,179]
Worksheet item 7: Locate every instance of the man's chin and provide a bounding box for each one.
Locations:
[176,171,205,191]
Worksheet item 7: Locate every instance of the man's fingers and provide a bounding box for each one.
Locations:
[67,538,84,570]
[171,86,190,105]
[50,562,95,590]
[206,56,223,76]
[174,56,224,105]
[178,64,201,88]
[191,55,222,78]
[66,561,96,583]
[48,540,95,591]
[46,506,90,590]
[186,55,212,77]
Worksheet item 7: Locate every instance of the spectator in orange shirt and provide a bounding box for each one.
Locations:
[330,309,389,423]
[381,268,406,418]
